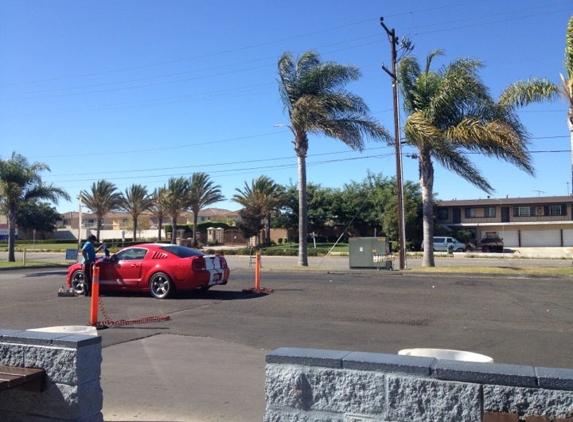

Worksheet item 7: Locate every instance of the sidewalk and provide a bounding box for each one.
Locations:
[101,335,267,422]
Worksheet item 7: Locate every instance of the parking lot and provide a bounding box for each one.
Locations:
[0,263,571,368]
[1,259,572,420]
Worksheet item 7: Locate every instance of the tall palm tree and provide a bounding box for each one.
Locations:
[79,180,121,242]
[119,184,154,242]
[164,177,191,244]
[0,152,70,262]
[150,186,169,241]
[277,50,391,266]
[558,16,573,189]
[188,172,224,247]
[398,50,558,267]
[233,176,286,246]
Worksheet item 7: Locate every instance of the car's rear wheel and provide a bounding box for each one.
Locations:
[456,248,465,252]
[149,272,174,299]
[71,270,85,295]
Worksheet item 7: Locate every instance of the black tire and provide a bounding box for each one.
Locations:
[71,270,86,295]
[456,248,465,252]
[200,285,211,292]
[149,272,174,299]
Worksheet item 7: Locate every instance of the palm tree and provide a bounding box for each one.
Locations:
[398,50,558,267]
[277,50,391,266]
[233,176,286,246]
[79,180,121,241]
[164,177,191,244]
[188,172,224,247]
[150,186,169,241]
[557,16,573,189]
[0,152,70,262]
[119,184,154,242]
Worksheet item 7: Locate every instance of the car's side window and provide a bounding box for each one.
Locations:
[116,248,147,261]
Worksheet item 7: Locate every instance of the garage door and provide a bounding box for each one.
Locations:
[520,230,560,247]
[562,230,573,246]
[499,231,519,247]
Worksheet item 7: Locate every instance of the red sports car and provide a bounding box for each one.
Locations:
[66,243,230,299]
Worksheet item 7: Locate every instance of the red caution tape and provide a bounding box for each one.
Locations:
[89,297,171,328]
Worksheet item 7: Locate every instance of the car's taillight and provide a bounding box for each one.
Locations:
[192,257,205,271]
[218,256,228,269]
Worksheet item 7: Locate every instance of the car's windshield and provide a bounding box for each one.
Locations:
[160,245,205,258]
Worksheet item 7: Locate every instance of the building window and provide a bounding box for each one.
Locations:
[513,206,534,217]
[484,207,496,218]
[464,208,476,218]
[545,205,567,216]
[437,208,448,220]
[84,219,97,228]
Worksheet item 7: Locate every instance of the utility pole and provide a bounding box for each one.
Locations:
[380,16,406,270]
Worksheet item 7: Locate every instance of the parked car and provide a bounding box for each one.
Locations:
[421,236,466,252]
[480,235,504,253]
[66,243,230,299]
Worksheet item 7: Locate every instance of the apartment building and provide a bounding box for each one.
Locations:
[436,195,573,247]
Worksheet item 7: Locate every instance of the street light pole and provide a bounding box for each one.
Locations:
[380,17,406,270]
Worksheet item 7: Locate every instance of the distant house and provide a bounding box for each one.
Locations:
[56,208,239,241]
[436,196,573,247]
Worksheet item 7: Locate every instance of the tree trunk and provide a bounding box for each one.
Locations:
[96,216,102,243]
[419,152,435,267]
[192,213,198,248]
[297,153,308,266]
[266,213,272,247]
[158,218,163,241]
[567,108,573,195]
[133,217,138,242]
[7,212,16,262]
[171,217,177,244]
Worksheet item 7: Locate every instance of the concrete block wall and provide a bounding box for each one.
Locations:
[265,347,573,422]
[0,328,103,422]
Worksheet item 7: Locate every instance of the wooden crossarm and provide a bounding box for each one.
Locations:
[0,365,47,393]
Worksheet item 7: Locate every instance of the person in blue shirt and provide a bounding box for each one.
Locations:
[81,234,102,296]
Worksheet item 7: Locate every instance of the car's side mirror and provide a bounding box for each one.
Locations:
[109,255,119,263]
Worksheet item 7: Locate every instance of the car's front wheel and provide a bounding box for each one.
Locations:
[149,272,174,299]
[71,270,85,295]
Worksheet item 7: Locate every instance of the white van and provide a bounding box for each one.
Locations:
[421,236,466,252]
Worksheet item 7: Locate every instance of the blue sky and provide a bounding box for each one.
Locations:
[1,0,571,214]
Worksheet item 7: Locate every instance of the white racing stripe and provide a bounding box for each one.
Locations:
[204,255,224,285]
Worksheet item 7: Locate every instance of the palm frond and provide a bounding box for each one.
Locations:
[499,78,559,109]
[565,15,573,81]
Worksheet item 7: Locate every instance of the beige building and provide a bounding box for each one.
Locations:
[56,208,239,241]
[436,196,573,247]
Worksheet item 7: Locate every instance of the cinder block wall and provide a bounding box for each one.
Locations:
[265,347,573,422]
[0,328,103,422]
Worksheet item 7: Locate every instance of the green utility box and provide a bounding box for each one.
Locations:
[349,237,392,269]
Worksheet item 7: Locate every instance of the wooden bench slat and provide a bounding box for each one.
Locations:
[0,365,46,393]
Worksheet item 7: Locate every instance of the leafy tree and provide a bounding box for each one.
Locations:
[233,176,286,246]
[274,182,336,241]
[188,172,224,247]
[150,187,169,241]
[0,152,70,261]
[399,50,558,267]
[277,50,391,266]
[164,177,191,244]
[118,184,154,242]
[236,204,264,246]
[16,201,62,240]
[79,180,121,241]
